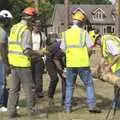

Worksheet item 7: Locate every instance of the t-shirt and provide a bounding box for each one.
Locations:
[32,31,46,50]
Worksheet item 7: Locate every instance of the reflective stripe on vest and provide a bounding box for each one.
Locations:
[102,35,120,73]
[8,22,31,67]
[62,27,90,67]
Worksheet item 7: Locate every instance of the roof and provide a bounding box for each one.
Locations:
[51,4,115,25]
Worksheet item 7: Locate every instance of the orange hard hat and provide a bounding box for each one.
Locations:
[23,7,37,16]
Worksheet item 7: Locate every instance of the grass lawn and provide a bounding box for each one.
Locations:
[0,74,120,120]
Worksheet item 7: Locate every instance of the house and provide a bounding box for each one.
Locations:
[48,4,115,34]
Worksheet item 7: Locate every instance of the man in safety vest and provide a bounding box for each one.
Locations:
[7,7,47,118]
[94,32,120,109]
[0,10,13,112]
[60,8,101,113]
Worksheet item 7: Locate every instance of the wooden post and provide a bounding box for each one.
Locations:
[64,0,69,30]
[115,0,120,37]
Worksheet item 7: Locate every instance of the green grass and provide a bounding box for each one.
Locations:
[1,73,120,120]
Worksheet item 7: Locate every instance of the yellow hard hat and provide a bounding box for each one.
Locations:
[72,8,86,21]
[89,30,99,44]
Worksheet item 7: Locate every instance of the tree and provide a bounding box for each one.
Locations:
[49,0,64,4]
[38,1,54,31]
[0,0,9,10]
[8,0,32,23]
[48,0,111,4]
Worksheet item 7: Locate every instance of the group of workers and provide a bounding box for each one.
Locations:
[0,5,120,118]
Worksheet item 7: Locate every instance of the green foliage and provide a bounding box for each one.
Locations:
[48,0,111,4]
[49,0,64,4]
[6,0,111,24]
[8,0,32,23]
[69,0,111,4]
[38,1,54,24]
[0,0,9,10]
[8,0,53,25]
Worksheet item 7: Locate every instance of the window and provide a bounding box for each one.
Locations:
[103,26,113,34]
[104,27,106,33]
[95,11,103,20]
[107,26,112,33]
[92,8,105,20]
[112,26,115,33]
[103,26,107,33]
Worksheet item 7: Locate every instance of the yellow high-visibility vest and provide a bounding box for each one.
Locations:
[89,30,99,44]
[62,27,90,67]
[102,35,120,73]
[8,22,31,67]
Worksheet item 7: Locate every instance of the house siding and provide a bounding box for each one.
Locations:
[48,4,115,35]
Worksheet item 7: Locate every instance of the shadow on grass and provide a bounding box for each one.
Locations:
[18,80,113,115]
[75,83,113,110]
[47,105,64,114]
[19,98,64,114]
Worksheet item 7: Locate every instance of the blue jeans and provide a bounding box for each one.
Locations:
[65,67,96,110]
[0,60,5,105]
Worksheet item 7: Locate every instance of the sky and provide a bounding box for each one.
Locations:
[109,0,116,4]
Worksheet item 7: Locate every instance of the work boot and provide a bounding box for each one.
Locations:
[89,106,101,113]
[65,108,72,113]
[64,106,72,113]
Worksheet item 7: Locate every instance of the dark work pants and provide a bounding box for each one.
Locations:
[32,59,44,95]
[7,68,35,115]
[46,58,66,102]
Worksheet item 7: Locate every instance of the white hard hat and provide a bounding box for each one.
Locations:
[0,10,13,19]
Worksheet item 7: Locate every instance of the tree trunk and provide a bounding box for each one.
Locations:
[64,0,69,30]
[115,0,120,37]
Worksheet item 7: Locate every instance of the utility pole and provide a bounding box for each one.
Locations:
[115,0,120,37]
[64,0,69,30]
